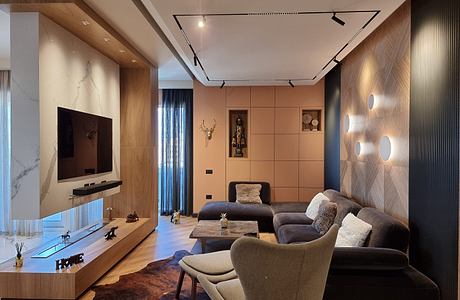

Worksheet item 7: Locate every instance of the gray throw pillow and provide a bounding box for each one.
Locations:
[312,201,338,235]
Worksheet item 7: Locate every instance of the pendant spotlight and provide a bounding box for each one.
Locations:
[333,57,340,64]
[220,80,226,89]
[331,13,345,26]
[288,80,295,88]
[193,55,198,67]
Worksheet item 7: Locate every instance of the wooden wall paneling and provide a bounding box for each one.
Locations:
[106,68,158,223]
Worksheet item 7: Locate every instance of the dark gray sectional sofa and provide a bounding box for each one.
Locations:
[198,181,440,300]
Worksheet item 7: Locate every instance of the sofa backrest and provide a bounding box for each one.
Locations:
[357,207,410,252]
[228,181,271,205]
[323,189,362,225]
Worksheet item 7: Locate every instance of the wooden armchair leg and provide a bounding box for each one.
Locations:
[191,277,198,300]
[175,269,185,299]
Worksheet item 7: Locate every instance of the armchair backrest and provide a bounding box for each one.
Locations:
[228,181,271,204]
[230,225,339,300]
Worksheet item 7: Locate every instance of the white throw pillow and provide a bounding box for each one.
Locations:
[335,213,372,247]
[236,184,262,204]
[305,192,330,219]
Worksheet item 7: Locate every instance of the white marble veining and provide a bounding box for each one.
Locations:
[11,13,120,219]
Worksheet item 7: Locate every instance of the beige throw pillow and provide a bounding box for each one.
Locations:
[305,192,330,219]
[335,213,372,247]
[236,184,262,204]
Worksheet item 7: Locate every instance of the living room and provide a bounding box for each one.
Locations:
[0,0,458,299]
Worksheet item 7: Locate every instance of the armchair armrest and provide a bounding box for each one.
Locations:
[331,247,409,271]
[197,274,225,300]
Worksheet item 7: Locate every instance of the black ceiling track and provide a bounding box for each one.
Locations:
[173,9,380,84]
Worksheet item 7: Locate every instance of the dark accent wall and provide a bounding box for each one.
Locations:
[409,0,460,299]
[324,65,341,191]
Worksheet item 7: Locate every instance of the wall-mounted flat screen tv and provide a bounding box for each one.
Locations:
[58,107,113,180]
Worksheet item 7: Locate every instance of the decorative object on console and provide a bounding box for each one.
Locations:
[231,114,247,157]
[106,207,113,221]
[126,211,139,223]
[15,242,24,268]
[199,119,216,141]
[302,109,322,131]
[105,226,118,240]
[55,253,84,270]
[72,180,123,196]
[171,211,181,224]
[61,230,71,244]
[220,213,228,228]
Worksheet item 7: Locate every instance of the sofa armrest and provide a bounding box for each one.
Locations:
[331,247,408,271]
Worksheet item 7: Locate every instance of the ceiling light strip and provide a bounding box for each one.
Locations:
[174,9,380,83]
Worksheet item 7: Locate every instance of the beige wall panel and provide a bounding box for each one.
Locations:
[250,161,275,186]
[275,83,324,107]
[274,188,299,202]
[251,108,275,134]
[299,188,324,203]
[251,86,275,107]
[275,134,299,160]
[299,161,324,188]
[251,134,275,160]
[226,86,250,107]
[299,134,324,160]
[226,160,251,182]
[275,161,299,187]
[275,107,300,134]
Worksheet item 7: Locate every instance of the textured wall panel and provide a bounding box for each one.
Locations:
[409,0,460,299]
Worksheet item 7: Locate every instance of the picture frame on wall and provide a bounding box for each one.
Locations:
[302,109,321,132]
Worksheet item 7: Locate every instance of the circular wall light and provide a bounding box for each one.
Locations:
[380,136,392,161]
[343,114,350,133]
[355,142,361,157]
[368,94,375,110]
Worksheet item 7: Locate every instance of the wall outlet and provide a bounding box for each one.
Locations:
[206,169,213,174]
[206,194,213,200]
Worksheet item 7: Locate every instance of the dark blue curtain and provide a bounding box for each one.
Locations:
[159,89,193,216]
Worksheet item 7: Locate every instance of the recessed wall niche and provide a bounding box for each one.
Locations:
[228,110,248,158]
[302,109,322,132]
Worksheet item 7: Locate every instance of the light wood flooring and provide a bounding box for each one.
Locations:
[79,216,276,299]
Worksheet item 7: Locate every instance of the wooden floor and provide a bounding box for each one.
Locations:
[79,216,276,299]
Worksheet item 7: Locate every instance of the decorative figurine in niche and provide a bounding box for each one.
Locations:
[170,210,181,224]
[105,226,118,240]
[61,230,71,244]
[231,115,247,157]
[126,211,139,223]
[311,119,319,131]
[15,242,24,268]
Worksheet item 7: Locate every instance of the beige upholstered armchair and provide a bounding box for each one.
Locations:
[198,224,339,300]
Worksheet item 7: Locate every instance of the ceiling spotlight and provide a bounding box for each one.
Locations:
[331,13,345,26]
[288,80,295,88]
[194,55,198,67]
[103,37,110,42]
[198,16,206,28]
[220,80,226,89]
[333,57,340,64]
[131,59,137,63]
[119,49,126,53]
[81,20,90,26]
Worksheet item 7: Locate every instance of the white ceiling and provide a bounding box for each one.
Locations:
[0,10,10,70]
[145,0,405,86]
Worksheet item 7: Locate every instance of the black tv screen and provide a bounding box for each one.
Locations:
[58,107,113,180]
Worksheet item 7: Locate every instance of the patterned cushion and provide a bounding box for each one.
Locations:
[236,184,262,204]
[312,201,338,235]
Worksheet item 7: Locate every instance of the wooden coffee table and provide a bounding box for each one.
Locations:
[190,220,259,253]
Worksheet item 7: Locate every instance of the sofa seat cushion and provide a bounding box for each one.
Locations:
[181,250,234,275]
[198,201,274,232]
[273,213,313,233]
[271,202,309,214]
[277,224,321,244]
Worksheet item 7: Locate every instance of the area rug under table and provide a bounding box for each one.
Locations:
[92,250,210,300]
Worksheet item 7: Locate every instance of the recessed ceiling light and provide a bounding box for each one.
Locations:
[119,49,126,53]
[81,20,90,26]
[131,59,137,63]
[103,37,110,42]
[198,16,206,28]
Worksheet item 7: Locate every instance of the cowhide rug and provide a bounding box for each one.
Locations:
[92,250,210,300]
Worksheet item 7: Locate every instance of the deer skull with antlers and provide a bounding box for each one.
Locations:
[200,119,216,140]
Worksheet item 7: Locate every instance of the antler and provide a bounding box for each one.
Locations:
[199,120,207,132]
[210,119,217,132]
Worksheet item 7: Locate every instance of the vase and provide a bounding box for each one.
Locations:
[220,217,228,228]
[15,256,23,268]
